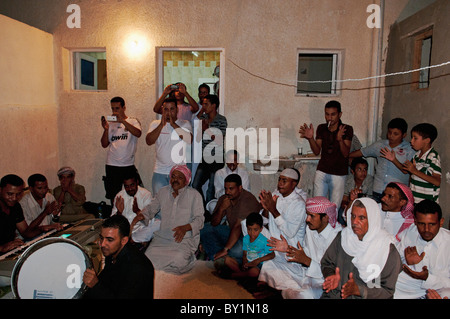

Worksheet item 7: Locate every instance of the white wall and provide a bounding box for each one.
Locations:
[0,14,59,188]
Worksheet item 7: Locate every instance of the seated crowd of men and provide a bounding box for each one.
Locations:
[0,86,447,300]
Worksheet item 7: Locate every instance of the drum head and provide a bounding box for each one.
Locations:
[11,237,92,299]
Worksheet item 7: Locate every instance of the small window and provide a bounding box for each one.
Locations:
[72,49,107,90]
[412,28,433,90]
[296,50,342,96]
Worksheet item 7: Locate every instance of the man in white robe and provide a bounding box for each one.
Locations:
[268,196,342,299]
[256,168,307,291]
[394,199,450,299]
[111,173,160,247]
[139,165,204,274]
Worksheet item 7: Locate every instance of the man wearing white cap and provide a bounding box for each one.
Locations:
[268,196,342,299]
[255,168,307,291]
[139,165,204,274]
[321,197,402,299]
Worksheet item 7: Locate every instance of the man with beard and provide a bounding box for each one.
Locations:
[268,196,342,299]
[83,215,154,299]
[200,174,261,264]
[394,200,450,299]
[139,165,204,274]
[20,173,63,230]
[111,173,160,250]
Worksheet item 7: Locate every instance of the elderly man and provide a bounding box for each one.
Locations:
[255,168,307,291]
[53,167,88,222]
[139,165,204,274]
[394,200,450,299]
[111,173,160,250]
[346,182,415,241]
[268,197,342,299]
[321,198,402,299]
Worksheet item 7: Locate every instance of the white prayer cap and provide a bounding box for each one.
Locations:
[280,168,300,182]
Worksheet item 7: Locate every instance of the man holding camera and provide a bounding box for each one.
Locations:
[101,96,142,204]
[153,82,199,121]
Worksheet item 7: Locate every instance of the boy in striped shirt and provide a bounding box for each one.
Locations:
[403,123,441,203]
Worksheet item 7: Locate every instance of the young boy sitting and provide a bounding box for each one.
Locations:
[386,123,441,204]
[338,157,373,225]
[350,118,414,203]
[217,212,274,280]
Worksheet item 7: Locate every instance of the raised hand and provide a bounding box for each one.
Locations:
[404,246,425,265]
[299,123,314,139]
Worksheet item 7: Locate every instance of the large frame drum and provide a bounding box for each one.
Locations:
[11,237,92,299]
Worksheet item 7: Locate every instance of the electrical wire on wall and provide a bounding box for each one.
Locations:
[227,58,450,90]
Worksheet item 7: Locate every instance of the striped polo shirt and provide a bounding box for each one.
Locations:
[410,147,441,203]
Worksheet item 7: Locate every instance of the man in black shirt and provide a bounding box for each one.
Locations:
[83,215,154,299]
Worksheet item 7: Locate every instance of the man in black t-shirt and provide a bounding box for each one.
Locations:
[83,215,154,299]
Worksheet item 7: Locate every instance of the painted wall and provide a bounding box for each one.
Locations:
[382,0,450,226]
[0,14,59,188]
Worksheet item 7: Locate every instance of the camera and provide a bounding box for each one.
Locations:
[170,84,179,90]
[106,115,117,122]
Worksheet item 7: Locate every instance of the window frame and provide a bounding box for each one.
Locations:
[411,27,433,91]
[69,48,107,92]
[296,49,344,97]
[156,47,225,114]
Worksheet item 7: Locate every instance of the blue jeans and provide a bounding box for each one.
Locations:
[200,222,243,264]
[313,170,347,208]
[152,172,170,196]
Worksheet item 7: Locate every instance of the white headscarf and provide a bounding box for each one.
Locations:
[341,197,394,283]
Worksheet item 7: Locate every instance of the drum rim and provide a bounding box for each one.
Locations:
[11,237,92,299]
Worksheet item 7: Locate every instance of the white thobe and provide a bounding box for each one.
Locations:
[282,223,342,299]
[111,186,160,243]
[258,190,307,291]
[141,185,204,274]
[394,225,450,299]
[380,208,405,240]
